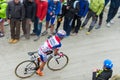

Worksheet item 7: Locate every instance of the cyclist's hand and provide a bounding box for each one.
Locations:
[58,52,64,57]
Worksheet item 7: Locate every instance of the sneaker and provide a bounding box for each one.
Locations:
[41,31,48,36]
[110,20,114,24]
[12,39,19,43]
[86,31,91,35]
[30,32,36,36]
[0,33,4,37]
[53,31,57,35]
[95,25,101,29]
[20,34,25,38]
[47,34,52,39]
[71,33,78,36]
[48,26,51,28]
[4,21,9,26]
[25,36,30,40]
[9,39,14,43]
[80,27,83,30]
[36,69,44,76]
[34,36,40,41]
[106,22,111,27]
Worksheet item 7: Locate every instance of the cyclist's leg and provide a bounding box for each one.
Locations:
[39,54,47,71]
[36,50,47,76]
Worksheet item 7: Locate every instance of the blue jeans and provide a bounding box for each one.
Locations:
[63,16,73,36]
[36,22,42,36]
[106,6,119,23]
[33,17,42,36]
[33,16,39,34]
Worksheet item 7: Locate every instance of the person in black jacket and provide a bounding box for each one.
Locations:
[92,59,113,80]
[63,0,79,36]
[54,1,67,33]
[22,0,36,39]
[71,0,89,36]
[70,0,80,36]
[6,0,25,43]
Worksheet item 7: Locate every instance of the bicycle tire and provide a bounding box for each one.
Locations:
[15,60,37,78]
[47,54,69,71]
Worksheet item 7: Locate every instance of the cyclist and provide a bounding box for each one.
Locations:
[36,30,66,76]
[92,59,113,80]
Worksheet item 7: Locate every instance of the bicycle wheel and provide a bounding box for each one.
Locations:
[47,54,69,71]
[15,60,37,78]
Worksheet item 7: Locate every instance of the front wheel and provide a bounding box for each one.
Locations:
[47,54,69,71]
[15,60,37,79]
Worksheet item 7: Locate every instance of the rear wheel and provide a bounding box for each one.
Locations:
[47,54,69,71]
[15,60,37,78]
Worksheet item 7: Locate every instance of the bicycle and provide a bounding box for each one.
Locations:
[15,51,69,78]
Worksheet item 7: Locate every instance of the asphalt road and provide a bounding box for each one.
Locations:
[0,11,120,80]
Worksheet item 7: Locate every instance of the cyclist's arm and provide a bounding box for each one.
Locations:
[54,48,59,55]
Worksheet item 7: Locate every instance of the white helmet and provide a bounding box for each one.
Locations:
[56,30,66,38]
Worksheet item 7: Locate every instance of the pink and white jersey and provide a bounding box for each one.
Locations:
[39,35,62,53]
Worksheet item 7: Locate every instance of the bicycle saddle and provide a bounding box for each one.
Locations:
[28,51,38,56]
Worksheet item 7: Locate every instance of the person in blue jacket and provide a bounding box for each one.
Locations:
[106,0,120,27]
[41,0,61,37]
[71,0,89,35]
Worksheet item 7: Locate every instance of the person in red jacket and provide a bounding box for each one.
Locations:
[33,0,48,41]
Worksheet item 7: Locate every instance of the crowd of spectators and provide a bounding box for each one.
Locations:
[0,0,120,44]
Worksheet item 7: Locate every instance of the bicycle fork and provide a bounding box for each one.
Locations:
[50,54,61,64]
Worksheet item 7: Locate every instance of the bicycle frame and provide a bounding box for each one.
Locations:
[28,51,61,65]
[49,53,61,64]
[28,52,40,68]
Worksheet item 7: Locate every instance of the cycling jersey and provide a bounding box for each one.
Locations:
[38,35,61,62]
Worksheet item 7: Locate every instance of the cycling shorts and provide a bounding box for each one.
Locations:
[38,50,47,62]
[46,14,56,25]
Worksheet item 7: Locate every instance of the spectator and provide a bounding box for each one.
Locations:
[0,0,7,37]
[71,0,89,36]
[41,0,61,37]
[54,0,67,33]
[22,0,36,39]
[33,0,48,41]
[6,0,25,43]
[95,0,110,29]
[80,0,104,35]
[63,0,76,36]
[106,0,120,27]
[92,59,113,80]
